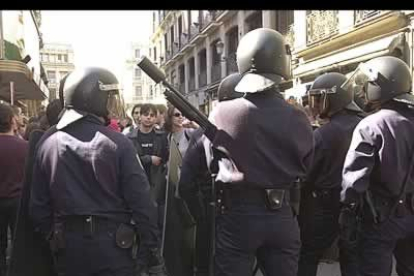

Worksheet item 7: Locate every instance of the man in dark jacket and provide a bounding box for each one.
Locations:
[126,103,169,226]
[0,103,28,276]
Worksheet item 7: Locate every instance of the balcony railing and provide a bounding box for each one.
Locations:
[189,77,195,91]
[172,43,180,56]
[306,10,339,45]
[354,10,390,25]
[165,50,172,61]
[189,25,200,40]
[180,33,189,48]
[226,52,238,75]
[200,11,214,30]
[199,70,207,87]
[211,62,222,82]
[179,83,185,94]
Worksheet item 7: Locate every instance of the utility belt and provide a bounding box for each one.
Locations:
[364,191,414,223]
[49,215,140,259]
[311,187,341,199]
[216,182,301,215]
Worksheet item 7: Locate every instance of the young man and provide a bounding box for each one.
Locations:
[127,103,169,202]
[0,103,28,276]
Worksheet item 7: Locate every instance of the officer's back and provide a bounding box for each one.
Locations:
[30,68,166,276]
[212,91,313,188]
[210,28,314,276]
[37,116,144,219]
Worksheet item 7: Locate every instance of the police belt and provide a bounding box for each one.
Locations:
[218,185,292,212]
[63,215,128,234]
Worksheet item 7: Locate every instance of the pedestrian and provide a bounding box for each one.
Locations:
[297,72,363,276]
[8,98,64,276]
[29,67,167,276]
[122,104,141,135]
[208,28,314,276]
[340,56,414,276]
[162,105,199,276]
[126,103,169,227]
[0,103,28,276]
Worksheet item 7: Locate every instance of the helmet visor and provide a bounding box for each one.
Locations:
[341,62,379,106]
[106,90,125,120]
[307,87,336,117]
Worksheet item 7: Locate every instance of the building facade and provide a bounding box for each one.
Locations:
[122,42,166,110]
[150,10,414,114]
[0,10,49,116]
[40,43,75,101]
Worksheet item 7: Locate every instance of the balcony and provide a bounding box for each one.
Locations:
[200,12,214,30]
[354,10,391,25]
[172,43,180,56]
[189,25,200,41]
[180,33,189,49]
[211,62,222,82]
[199,70,207,87]
[226,52,238,75]
[189,77,195,91]
[179,82,186,94]
[306,10,339,45]
[284,24,295,49]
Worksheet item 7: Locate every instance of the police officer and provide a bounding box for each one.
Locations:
[208,28,314,276]
[178,73,244,276]
[29,67,167,276]
[297,72,363,276]
[340,56,414,276]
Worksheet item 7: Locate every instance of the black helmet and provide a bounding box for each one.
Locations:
[235,28,291,93]
[308,72,362,119]
[57,67,123,130]
[341,56,414,111]
[217,73,244,102]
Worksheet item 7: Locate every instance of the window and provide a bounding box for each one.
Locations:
[58,54,62,62]
[135,49,141,59]
[64,54,68,62]
[135,68,142,78]
[153,47,157,61]
[135,86,142,97]
[48,71,56,83]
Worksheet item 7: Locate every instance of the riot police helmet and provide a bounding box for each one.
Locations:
[57,67,124,130]
[307,72,362,119]
[341,56,414,111]
[217,73,244,102]
[235,28,292,93]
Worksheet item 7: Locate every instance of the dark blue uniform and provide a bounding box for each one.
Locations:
[209,91,314,276]
[342,103,414,276]
[298,111,361,276]
[179,128,212,276]
[30,115,160,276]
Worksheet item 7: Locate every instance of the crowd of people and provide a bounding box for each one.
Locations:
[1,26,414,276]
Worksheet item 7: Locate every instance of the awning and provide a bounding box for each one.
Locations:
[0,60,47,101]
[293,32,407,78]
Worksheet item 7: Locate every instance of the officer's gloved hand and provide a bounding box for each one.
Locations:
[147,248,169,276]
[338,203,360,249]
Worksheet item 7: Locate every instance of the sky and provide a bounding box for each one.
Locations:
[41,11,153,80]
